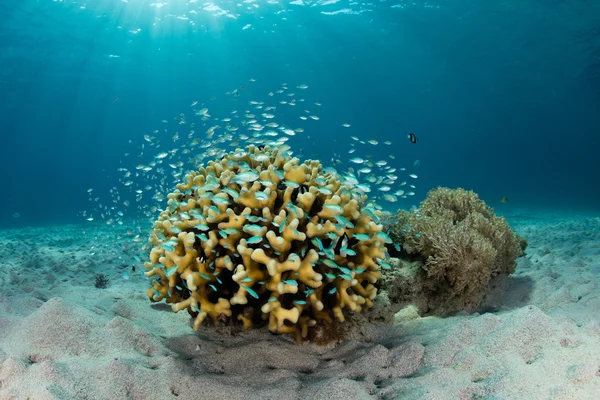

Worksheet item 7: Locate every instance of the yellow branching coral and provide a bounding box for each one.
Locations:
[144,145,389,342]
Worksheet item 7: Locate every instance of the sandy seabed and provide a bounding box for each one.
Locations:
[0,211,599,400]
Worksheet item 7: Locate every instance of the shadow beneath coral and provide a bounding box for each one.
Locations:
[478,274,534,313]
[150,303,174,312]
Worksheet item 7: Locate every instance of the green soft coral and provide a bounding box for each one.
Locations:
[390,187,526,312]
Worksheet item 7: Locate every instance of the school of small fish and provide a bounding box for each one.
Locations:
[82,80,420,232]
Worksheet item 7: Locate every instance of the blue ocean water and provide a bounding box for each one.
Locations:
[1,0,599,229]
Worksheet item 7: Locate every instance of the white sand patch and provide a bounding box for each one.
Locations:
[1,214,599,399]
